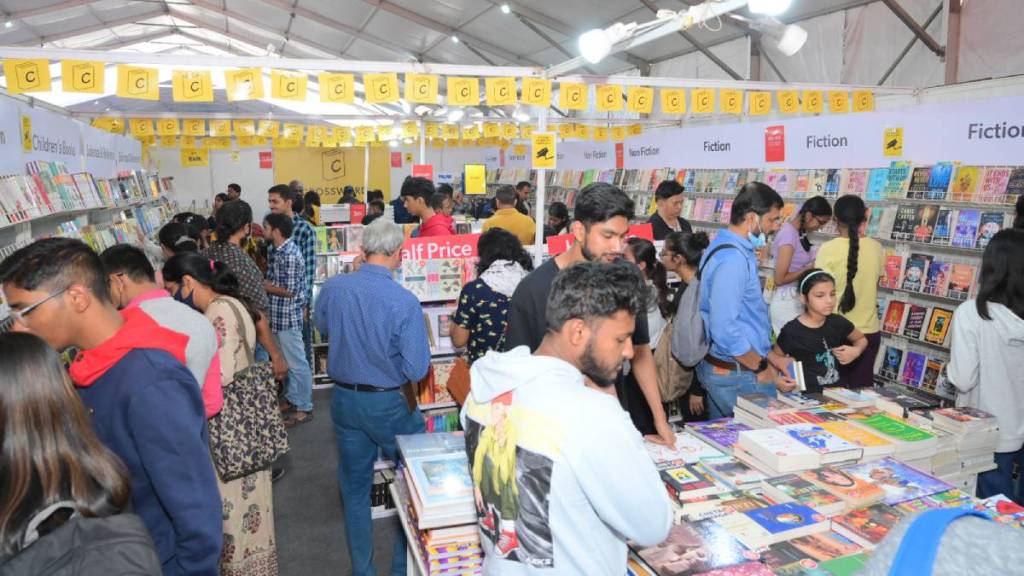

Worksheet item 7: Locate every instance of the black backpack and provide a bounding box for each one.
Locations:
[0,502,162,576]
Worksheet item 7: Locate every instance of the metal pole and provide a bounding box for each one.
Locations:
[534,105,548,264]
[363,143,370,201]
[418,119,425,164]
[878,2,944,86]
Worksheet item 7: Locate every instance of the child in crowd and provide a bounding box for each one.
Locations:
[773,269,868,394]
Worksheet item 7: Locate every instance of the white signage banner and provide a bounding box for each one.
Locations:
[83,124,119,177]
[114,133,143,173]
[21,104,84,169]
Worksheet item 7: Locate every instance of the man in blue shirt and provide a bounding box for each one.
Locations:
[264,212,315,427]
[314,219,429,576]
[268,184,316,370]
[698,182,795,419]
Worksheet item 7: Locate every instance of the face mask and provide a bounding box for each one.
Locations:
[748,216,767,249]
[173,285,198,310]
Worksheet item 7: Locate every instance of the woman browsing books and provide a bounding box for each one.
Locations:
[769,196,833,335]
[773,269,868,394]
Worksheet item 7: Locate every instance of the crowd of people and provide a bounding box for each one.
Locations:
[0,175,1022,576]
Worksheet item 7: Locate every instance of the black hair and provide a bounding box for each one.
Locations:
[0,238,109,303]
[171,212,195,224]
[369,200,386,213]
[495,184,517,206]
[797,268,836,296]
[214,199,253,242]
[183,214,208,234]
[291,192,305,215]
[99,244,156,284]
[475,228,534,277]
[342,185,355,197]
[361,213,380,226]
[976,229,1024,321]
[548,201,569,224]
[401,177,435,202]
[430,183,452,211]
[268,183,295,202]
[626,237,670,318]
[515,181,532,191]
[215,193,230,203]
[158,222,199,253]
[367,190,384,203]
[436,183,454,197]
[797,196,833,252]
[304,191,321,207]
[655,179,684,200]
[1014,195,1024,229]
[730,182,785,226]
[162,253,260,322]
[572,182,634,226]
[263,213,294,239]
[832,195,868,314]
[546,260,644,333]
[227,183,241,194]
[663,231,710,315]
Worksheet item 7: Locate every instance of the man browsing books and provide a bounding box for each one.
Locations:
[463,261,673,575]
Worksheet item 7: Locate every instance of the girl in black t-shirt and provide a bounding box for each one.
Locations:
[774,269,869,393]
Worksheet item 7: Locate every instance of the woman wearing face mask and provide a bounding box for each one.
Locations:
[815,195,885,388]
[769,196,833,335]
[161,253,278,576]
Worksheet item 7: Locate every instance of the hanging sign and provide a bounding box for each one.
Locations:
[224,68,264,101]
[521,77,551,107]
[259,150,273,169]
[853,90,875,113]
[412,164,433,180]
[802,90,824,114]
[320,72,355,103]
[692,88,715,114]
[627,86,654,114]
[401,233,480,261]
[172,70,213,102]
[447,76,480,106]
[559,82,588,110]
[660,88,686,115]
[778,90,800,114]
[464,164,486,195]
[596,85,623,112]
[183,118,205,136]
[364,73,399,103]
[720,89,743,115]
[884,127,904,157]
[155,118,180,136]
[181,148,209,167]
[4,59,51,93]
[116,65,159,100]
[546,224,653,255]
[391,151,402,168]
[405,73,439,104]
[531,132,556,169]
[828,91,850,113]
[749,92,772,115]
[765,125,785,163]
[271,70,307,101]
[61,60,103,93]
[485,77,517,106]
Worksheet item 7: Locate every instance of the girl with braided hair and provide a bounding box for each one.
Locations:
[814,195,885,388]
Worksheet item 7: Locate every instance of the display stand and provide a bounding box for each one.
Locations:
[389,479,427,576]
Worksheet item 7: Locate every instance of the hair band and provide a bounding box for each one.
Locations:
[209,260,216,271]
[799,270,833,292]
[174,236,190,246]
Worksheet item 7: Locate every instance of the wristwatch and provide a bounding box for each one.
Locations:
[753,357,769,374]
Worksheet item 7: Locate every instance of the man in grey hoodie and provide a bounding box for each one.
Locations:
[461,261,673,575]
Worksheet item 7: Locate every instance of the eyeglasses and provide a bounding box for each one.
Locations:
[9,287,68,326]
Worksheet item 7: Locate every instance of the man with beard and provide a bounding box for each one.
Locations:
[502,182,675,446]
[462,261,672,573]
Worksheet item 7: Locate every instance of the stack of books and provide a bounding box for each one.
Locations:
[734,394,798,429]
[734,429,821,475]
[846,410,937,467]
[686,418,753,454]
[911,407,1000,485]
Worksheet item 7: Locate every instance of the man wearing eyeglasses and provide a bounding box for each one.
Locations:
[0,238,223,576]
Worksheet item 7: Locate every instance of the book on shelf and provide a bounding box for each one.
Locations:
[951,209,981,248]
[760,473,846,516]
[881,251,905,289]
[394,432,476,529]
[907,166,931,199]
[930,208,954,245]
[927,162,954,199]
[843,168,868,197]
[1007,167,1024,197]
[901,304,929,340]
[900,254,931,292]
[923,260,951,296]
[890,205,918,241]
[976,211,1009,249]
[931,407,998,434]
[950,165,982,202]
[884,161,913,199]
[838,457,954,505]
[882,300,908,334]
[946,263,976,300]
[924,307,953,346]
[979,167,1012,203]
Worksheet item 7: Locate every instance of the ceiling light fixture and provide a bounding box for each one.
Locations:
[512,107,529,123]
[578,22,636,64]
[389,139,399,147]
[3,21,12,29]
[447,109,465,122]
[731,14,808,56]
[451,35,460,43]
[401,100,412,115]
[500,3,511,14]
[747,0,793,16]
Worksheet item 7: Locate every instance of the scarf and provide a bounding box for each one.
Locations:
[69,307,189,387]
[479,259,528,298]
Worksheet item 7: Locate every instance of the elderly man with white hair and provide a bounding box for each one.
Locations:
[313,219,429,576]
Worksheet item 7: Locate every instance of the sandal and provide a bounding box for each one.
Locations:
[279,399,297,414]
[284,411,314,428]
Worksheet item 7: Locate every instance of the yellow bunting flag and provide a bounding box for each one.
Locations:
[320,72,355,103]
[828,91,849,113]
[209,119,232,137]
[595,85,623,112]
[271,70,307,101]
[531,132,556,170]
[778,90,800,113]
[180,136,198,149]
[282,123,304,140]
[502,123,518,139]
[116,65,159,100]
[333,126,352,145]
[138,135,157,146]
[224,68,264,101]
[274,137,300,149]
[720,89,743,115]
[442,124,460,140]
[182,119,205,136]
[155,118,180,136]
[425,123,440,138]
[660,88,686,115]
[558,82,587,110]
[4,59,51,93]
[447,76,480,106]
[129,119,154,138]
[593,126,609,141]
[355,126,375,143]
[520,125,534,138]
[172,70,213,102]
[404,73,438,104]
[610,126,626,141]
[377,125,393,141]
[558,123,575,139]
[257,120,279,138]
[91,117,118,133]
[749,91,772,115]
[627,124,643,137]
[802,90,824,114]
[461,125,480,140]
[19,116,30,152]
[483,122,501,138]
[237,136,265,148]
[430,138,445,149]
[364,73,399,103]
[521,77,551,107]
[627,86,654,114]
[206,137,231,150]
[61,60,103,94]
[853,90,874,113]
[485,77,517,106]
[576,124,591,139]
[181,148,209,167]
[233,120,256,137]
[307,126,326,146]
[402,121,420,139]
[158,136,178,147]
[692,88,715,114]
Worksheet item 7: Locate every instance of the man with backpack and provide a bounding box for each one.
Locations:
[690,183,795,419]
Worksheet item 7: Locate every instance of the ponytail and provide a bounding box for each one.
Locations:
[833,195,867,314]
[162,253,261,322]
[626,238,671,317]
[797,196,833,253]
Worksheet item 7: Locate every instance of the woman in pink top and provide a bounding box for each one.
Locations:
[769,196,833,335]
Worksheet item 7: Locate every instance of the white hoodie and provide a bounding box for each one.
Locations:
[948,301,1024,453]
[461,346,672,575]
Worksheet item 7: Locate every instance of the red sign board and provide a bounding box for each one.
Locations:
[390,151,403,168]
[545,223,654,256]
[412,164,434,180]
[765,125,786,163]
[615,142,625,169]
[258,150,273,169]
[400,233,480,261]
[350,203,366,224]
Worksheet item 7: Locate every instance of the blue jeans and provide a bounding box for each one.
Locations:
[696,360,777,419]
[977,447,1024,504]
[332,387,426,576]
[275,328,314,412]
[254,342,270,364]
[302,307,313,366]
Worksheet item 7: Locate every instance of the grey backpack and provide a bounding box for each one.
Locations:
[671,244,738,367]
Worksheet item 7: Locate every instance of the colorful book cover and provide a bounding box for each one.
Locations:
[900,351,927,387]
[930,208,954,245]
[688,419,753,451]
[661,463,728,499]
[878,345,904,381]
[951,209,981,248]
[882,300,907,334]
[923,261,950,296]
[737,393,792,414]
[844,169,868,197]
[926,162,954,200]
[762,532,862,573]
[919,357,944,392]
[890,205,918,241]
[780,424,861,458]
[884,161,913,199]
[911,205,940,243]
[866,168,889,201]
[819,422,892,450]
[832,504,904,545]
[839,458,954,505]
[814,552,871,576]
[979,166,1012,202]
[701,455,766,489]
[402,258,466,302]
[635,520,760,576]
[824,169,842,197]
[1005,167,1024,197]
[794,171,811,196]
[882,253,904,289]
[800,466,885,505]
[688,562,774,576]
[946,263,976,300]
[857,413,935,442]
[744,502,825,535]
[902,304,928,339]
[763,474,844,513]
[976,211,1006,249]
[900,254,931,292]
[950,165,982,202]
[406,452,474,508]
[907,166,931,199]
[924,307,953,345]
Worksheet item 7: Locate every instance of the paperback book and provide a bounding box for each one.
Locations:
[900,255,932,292]
[687,419,754,453]
[839,457,954,505]
[924,307,953,346]
[901,304,928,340]
[831,503,905,548]
[634,519,760,576]
[760,474,846,516]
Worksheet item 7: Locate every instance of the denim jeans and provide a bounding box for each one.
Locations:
[254,342,270,364]
[332,387,426,576]
[275,328,314,412]
[302,308,313,366]
[977,447,1024,504]
[696,360,777,420]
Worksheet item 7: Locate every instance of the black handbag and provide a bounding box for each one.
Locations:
[207,298,289,482]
